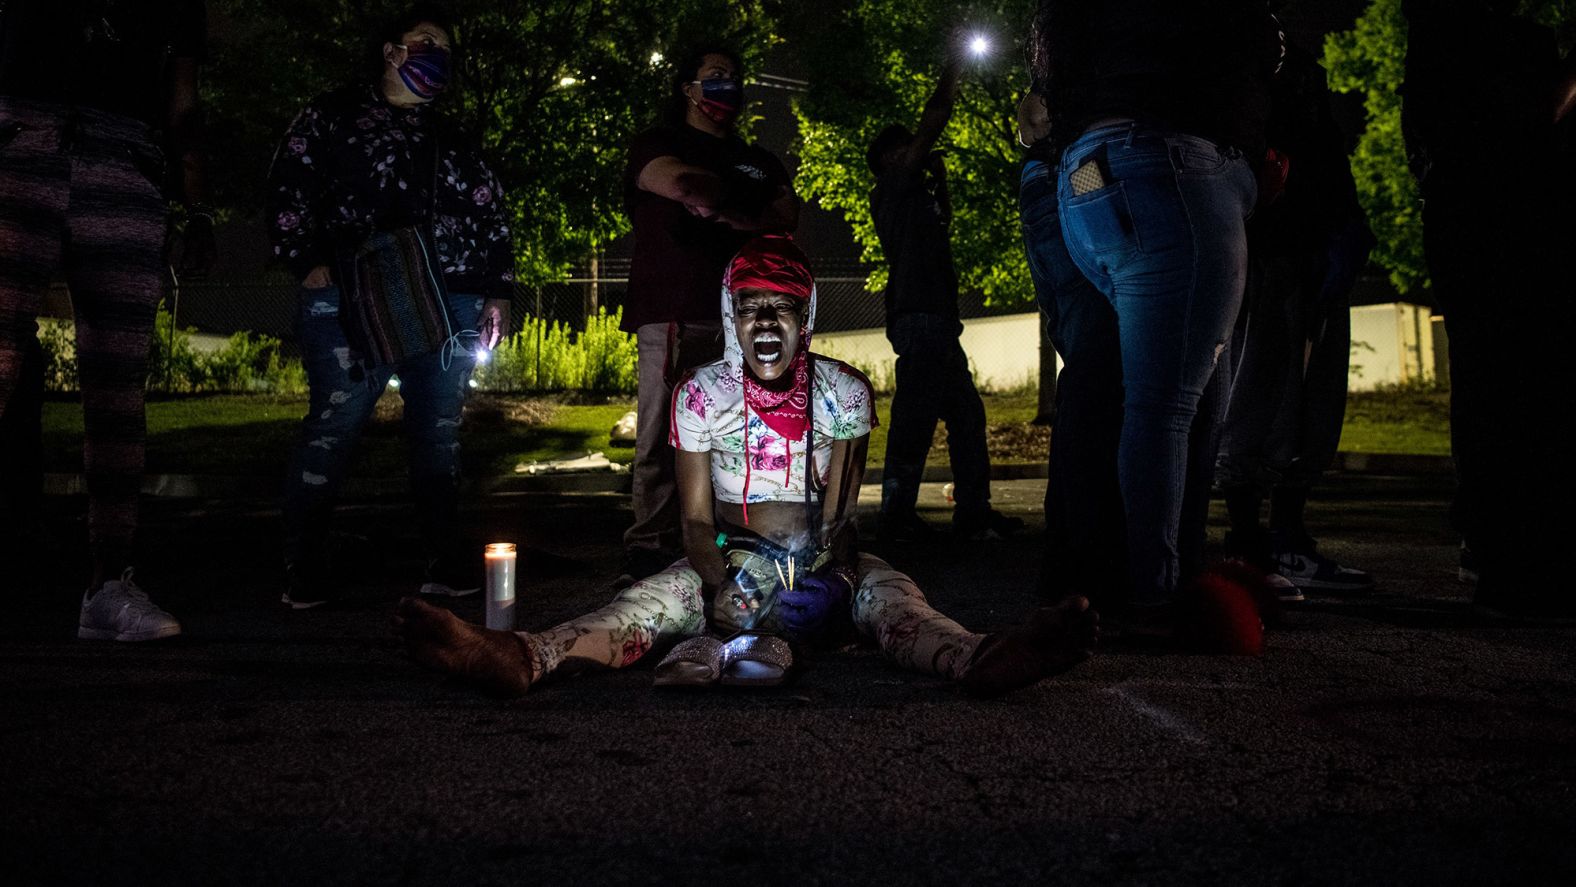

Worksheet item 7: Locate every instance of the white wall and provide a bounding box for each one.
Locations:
[815,303,1443,394]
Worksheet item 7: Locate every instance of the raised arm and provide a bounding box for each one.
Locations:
[167,55,214,275]
[893,32,966,171]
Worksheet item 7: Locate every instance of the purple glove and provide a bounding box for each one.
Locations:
[776,569,853,641]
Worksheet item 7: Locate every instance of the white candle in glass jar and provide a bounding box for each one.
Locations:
[484,543,517,630]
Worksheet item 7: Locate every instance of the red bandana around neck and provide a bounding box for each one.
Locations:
[727,236,815,515]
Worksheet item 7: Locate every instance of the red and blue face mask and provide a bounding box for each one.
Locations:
[691,77,744,125]
[396,43,452,101]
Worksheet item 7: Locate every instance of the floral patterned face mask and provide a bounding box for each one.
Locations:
[395,42,452,101]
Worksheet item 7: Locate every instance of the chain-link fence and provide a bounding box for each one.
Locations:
[36,257,1036,394]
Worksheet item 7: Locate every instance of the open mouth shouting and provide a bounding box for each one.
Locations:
[753,331,785,366]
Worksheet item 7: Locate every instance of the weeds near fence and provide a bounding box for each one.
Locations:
[39,307,306,394]
[475,307,637,394]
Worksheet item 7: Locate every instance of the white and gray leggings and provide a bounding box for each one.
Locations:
[520,554,982,681]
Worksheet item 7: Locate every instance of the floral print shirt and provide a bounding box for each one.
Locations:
[671,355,877,505]
[266,85,514,298]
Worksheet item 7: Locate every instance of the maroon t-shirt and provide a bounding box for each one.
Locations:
[622,123,790,332]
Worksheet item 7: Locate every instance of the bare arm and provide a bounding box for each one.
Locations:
[635,155,726,212]
[895,37,965,171]
[167,56,215,274]
[677,448,729,590]
[819,435,868,564]
[1555,52,1576,124]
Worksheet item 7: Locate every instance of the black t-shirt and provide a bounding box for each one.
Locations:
[1030,0,1280,161]
[622,123,789,332]
[1402,1,1560,195]
[0,0,206,127]
[871,165,959,324]
[1251,42,1364,257]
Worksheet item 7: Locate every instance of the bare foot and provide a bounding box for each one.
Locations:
[394,597,534,697]
[958,596,1099,699]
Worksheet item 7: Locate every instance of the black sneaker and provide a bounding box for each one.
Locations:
[1272,533,1374,594]
[953,508,1024,542]
[421,555,483,598]
[282,562,335,610]
[877,509,939,544]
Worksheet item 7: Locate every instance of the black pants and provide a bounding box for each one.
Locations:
[1423,185,1572,605]
[880,313,991,522]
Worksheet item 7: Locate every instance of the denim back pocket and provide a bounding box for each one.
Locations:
[1062,180,1138,277]
[1170,141,1228,176]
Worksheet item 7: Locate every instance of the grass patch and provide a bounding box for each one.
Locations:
[38,385,1450,478]
[1339,382,1451,455]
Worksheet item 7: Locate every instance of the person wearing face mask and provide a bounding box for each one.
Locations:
[265,5,514,609]
[1,0,214,640]
[616,46,800,589]
[396,235,1097,698]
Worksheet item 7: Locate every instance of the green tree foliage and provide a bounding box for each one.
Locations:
[204,0,771,282]
[1323,0,1424,293]
[787,0,1034,305]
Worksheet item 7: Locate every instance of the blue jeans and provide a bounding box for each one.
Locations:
[1058,125,1256,605]
[282,284,483,567]
[1019,160,1125,602]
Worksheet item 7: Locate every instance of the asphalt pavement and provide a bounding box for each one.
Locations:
[3,474,1574,886]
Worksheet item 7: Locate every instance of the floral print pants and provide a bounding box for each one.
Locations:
[521,554,982,682]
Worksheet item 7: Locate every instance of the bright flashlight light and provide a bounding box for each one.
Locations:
[474,347,490,365]
[388,376,401,390]
[969,35,990,57]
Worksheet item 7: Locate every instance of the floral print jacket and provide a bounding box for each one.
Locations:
[671,355,877,505]
[266,85,514,299]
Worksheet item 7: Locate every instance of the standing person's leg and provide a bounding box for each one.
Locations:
[281,284,393,606]
[932,331,1002,537]
[398,293,484,594]
[879,315,941,536]
[1216,255,1295,565]
[0,100,68,593]
[623,322,720,579]
[0,335,45,582]
[65,111,183,640]
[1268,259,1373,592]
[397,560,707,696]
[65,117,167,588]
[1059,131,1255,610]
[1020,159,1124,603]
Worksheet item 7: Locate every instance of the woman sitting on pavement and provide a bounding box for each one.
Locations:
[397,235,1097,696]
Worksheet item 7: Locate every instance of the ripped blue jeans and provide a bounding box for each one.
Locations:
[282,284,483,568]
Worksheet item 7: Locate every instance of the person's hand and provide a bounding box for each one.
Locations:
[685,201,720,220]
[1017,92,1051,148]
[177,213,216,278]
[945,23,972,66]
[720,566,765,622]
[301,265,333,289]
[777,569,854,641]
[479,298,511,350]
[1316,219,1376,309]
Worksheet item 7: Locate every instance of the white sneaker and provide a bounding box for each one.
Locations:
[78,569,183,642]
[1265,571,1305,603]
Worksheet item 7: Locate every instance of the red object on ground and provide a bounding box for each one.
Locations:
[1179,565,1265,656]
